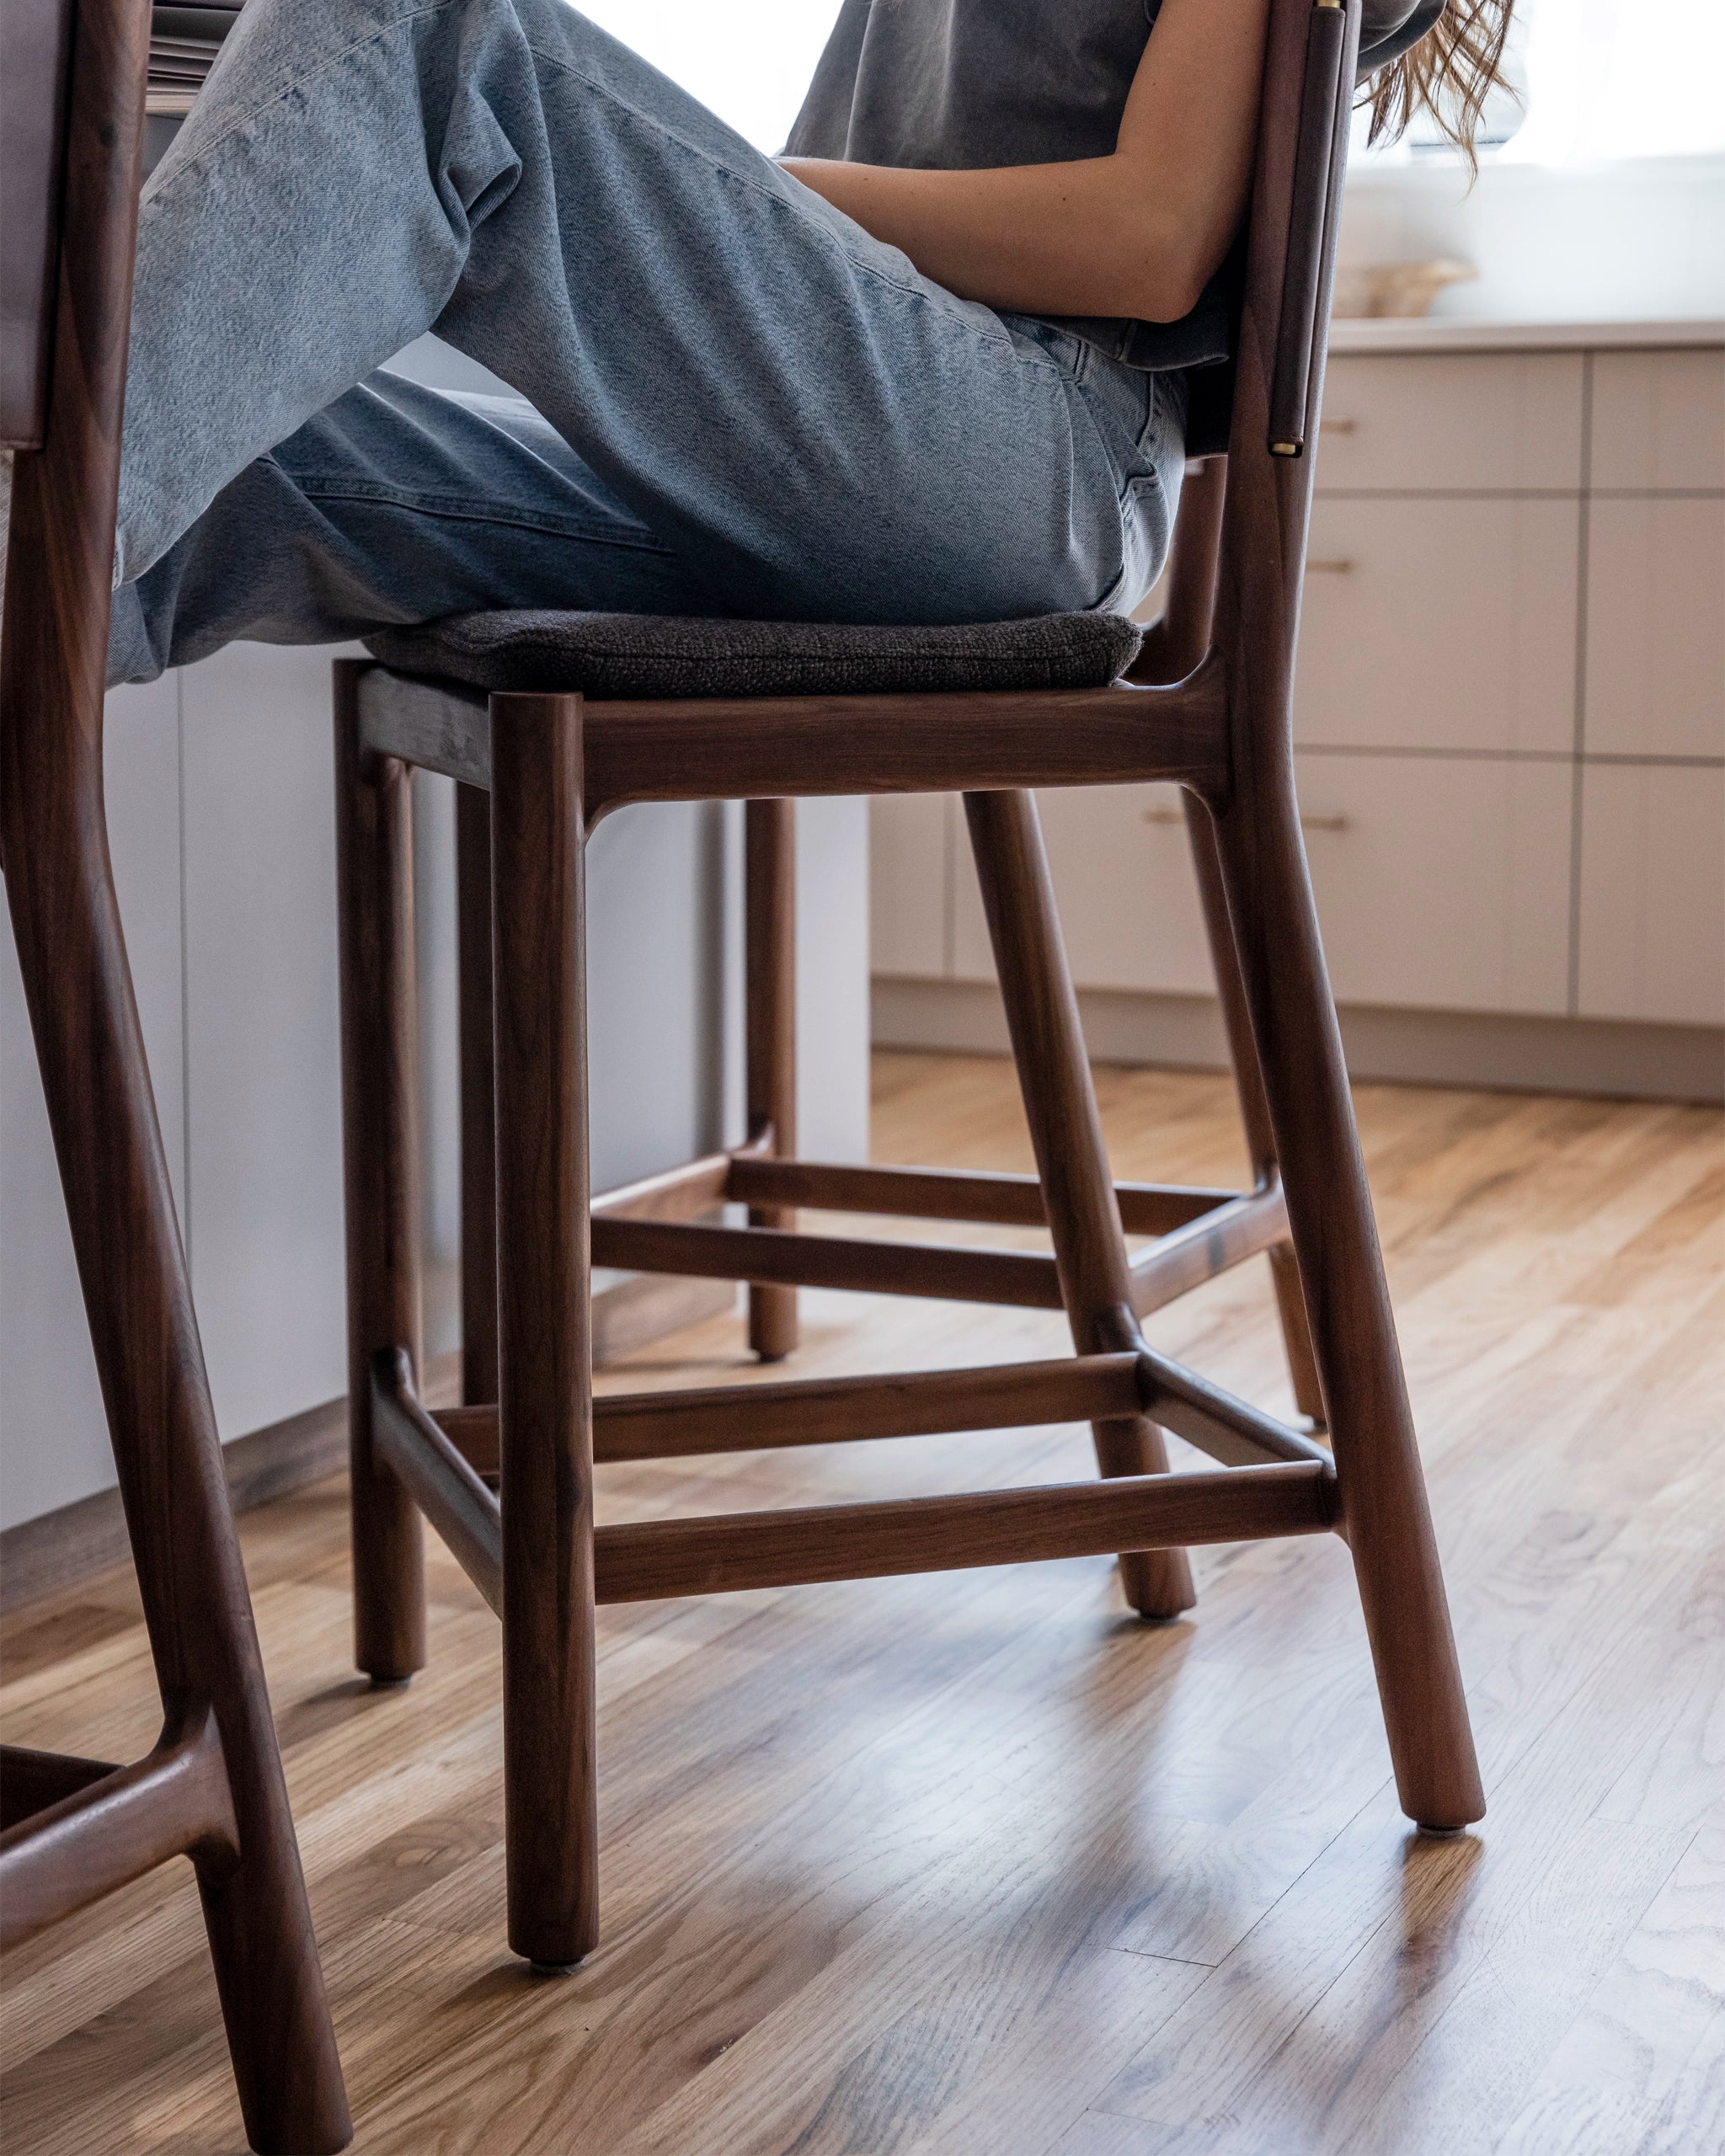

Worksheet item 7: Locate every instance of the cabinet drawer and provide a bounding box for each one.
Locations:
[1295,496,1580,754]
[1583,496,1725,760]
[1578,765,1725,1027]
[1589,350,1725,492]
[1315,355,1585,493]
[869,792,950,979]
[951,784,1214,996]
[1291,753,1573,1015]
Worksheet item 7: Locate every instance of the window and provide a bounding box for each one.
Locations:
[574,0,842,154]
[1361,0,1725,167]
[1507,0,1725,163]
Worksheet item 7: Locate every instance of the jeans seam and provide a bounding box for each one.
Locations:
[290,476,676,551]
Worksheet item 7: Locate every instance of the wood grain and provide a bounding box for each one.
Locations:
[591,1463,1330,1603]
[745,798,800,1358]
[2,1052,1720,2153]
[726,1156,1242,1235]
[355,664,1231,814]
[489,691,598,1970]
[963,787,1196,1620]
[334,661,428,1684]
[0,0,349,2137]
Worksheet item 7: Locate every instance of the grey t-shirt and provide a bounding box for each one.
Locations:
[786,0,1445,376]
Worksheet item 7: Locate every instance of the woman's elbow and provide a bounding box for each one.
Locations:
[1119,247,1212,324]
[1136,263,1211,323]
[1109,210,1220,324]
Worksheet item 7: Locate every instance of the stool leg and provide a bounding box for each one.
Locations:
[1183,797,1325,1427]
[3,659,350,2149]
[334,661,425,1685]
[964,790,1196,1620]
[490,691,599,1967]
[745,798,798,1359]
[1209,764,1484,1829]
[456,782,499,1406]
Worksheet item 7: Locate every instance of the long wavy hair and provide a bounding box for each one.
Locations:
[1365,0,1518,175]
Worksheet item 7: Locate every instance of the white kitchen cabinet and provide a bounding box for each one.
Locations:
[1583,496,1725,760]
[1589,350,1725,492]
[872,332,1722,1090]
[1578,764,1725,1027]
[5,642,871,1540]
[179,643,350,1444]
[1,677,186,1528]
[950,785,1215,995]
[1313,353,1585,493]
[1295,494,1580,754]
[934,755,1571,1017]
[1292,753,1573,1015]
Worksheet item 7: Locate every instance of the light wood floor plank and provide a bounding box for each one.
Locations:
[3,1053,1720,2154]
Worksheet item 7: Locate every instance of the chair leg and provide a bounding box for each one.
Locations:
[963,790,1196,1620]
[490,691,599,1967]
[1208,761,1484,1829]
[1183,797,1325,1426]
[456,782,499,1406]
[3,687,350,2148]
[334,662,426,1684]
[745,798,799,1359]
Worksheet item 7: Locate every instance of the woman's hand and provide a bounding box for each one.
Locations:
[780,0,1274,323]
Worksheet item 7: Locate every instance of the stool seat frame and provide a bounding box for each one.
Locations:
[335,0,1484,1974]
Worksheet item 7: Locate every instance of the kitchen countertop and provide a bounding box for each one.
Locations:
[1327,316,1724,353]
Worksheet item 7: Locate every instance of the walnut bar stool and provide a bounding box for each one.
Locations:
[334,0,1484,1973]
[0,0,350,2147]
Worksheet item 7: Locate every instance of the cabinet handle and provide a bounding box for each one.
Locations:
[1141,807,1349,833]
[1305,557,1355,574]
[1319,417,1358,435]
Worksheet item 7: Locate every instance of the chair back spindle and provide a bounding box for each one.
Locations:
[1267,0,1354,457]
[0,4,352,2145]
[0,0,78,453]
[1212,0,1363,769]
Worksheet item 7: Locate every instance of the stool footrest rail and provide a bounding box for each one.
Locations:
[369,1350,1337,1620]
[0,1715,238,1948]
[591,1462,1334,1603]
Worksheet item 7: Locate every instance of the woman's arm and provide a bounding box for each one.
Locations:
[780,0,1274,324]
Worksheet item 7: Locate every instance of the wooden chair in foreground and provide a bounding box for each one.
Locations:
[336,0,1485,1972]
[0,0,350,2145]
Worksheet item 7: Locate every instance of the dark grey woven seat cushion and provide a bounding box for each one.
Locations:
[365,609,1142,699]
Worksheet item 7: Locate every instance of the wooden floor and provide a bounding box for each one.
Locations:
[3,1051,1722,2155]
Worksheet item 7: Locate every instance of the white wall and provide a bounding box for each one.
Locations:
[0,653,868,1531]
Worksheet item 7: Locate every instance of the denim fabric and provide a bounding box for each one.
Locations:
[109,0,1185,686]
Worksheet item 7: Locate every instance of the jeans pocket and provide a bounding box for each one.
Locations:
[997,312,1092,382]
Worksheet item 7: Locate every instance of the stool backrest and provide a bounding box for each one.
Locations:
[1213,0,1363,755]
[1,0,150,791]
[1,0,79,451]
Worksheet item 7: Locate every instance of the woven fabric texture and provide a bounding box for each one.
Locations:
[366,609,1143,699]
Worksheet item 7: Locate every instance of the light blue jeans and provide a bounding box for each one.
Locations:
[109,0,1186,686]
